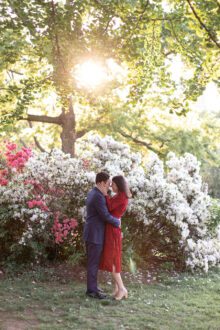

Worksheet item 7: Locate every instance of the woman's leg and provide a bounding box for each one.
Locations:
[112,273,119,296]
[112,265,128,299]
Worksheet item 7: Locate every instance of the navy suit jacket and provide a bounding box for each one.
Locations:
[83,187,120,245]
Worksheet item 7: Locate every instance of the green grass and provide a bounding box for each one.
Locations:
[0,266,220,330]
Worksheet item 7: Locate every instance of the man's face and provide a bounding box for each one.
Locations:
[103,179,111,190]
[106,179,111,191]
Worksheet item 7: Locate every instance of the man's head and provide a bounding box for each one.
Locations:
[95,172,110,194]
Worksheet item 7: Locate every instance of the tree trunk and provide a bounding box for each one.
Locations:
[60,98,76,157]
[24,98,85,157]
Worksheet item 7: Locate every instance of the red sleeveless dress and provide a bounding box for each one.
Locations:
[99,192,128,273]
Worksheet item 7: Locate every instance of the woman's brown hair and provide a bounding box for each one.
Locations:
[112,175,132,198]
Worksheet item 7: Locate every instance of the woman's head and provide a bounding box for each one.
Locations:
[111,175,132,198]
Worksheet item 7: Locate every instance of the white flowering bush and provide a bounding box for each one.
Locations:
[78,135,220,272]
[0,136,220,271]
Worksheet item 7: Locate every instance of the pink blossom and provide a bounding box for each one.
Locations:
[0,169,8,176]
[27,199,49,211]
[70,219,78,228]
[0,178,8,186]
[5,143,17,151]
[82,159,90,169]
[51,213,78,244]
[5,143,32,170]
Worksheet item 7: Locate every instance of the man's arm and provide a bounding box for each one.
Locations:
[94,193,120,228]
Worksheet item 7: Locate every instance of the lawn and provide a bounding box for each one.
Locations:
[0,265,220,330]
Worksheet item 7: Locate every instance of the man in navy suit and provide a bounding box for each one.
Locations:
[83,172,120,299]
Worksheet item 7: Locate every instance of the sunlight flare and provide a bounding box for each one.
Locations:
[74,58,127,90]
[74,60,108,89]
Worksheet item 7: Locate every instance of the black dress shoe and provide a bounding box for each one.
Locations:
[86,291,108,299]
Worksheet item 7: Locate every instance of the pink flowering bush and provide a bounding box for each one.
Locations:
[0,142,79,264]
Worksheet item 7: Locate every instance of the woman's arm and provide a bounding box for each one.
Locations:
[106,194,127,213]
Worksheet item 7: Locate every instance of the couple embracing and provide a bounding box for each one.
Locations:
[83,172,131,300]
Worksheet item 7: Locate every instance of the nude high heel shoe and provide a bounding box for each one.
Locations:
[114,288,128,301]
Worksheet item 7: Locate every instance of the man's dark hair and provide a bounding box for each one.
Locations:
[96,172,109,184]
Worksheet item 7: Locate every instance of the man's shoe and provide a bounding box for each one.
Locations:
[97,287,104,293]
[86,291,108,299]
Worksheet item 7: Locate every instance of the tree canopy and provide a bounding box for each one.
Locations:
[0,0,219,155]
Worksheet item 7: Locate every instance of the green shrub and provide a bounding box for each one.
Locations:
[208,198,220,233]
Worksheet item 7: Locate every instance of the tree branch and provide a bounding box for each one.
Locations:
[130,0,150,31]
[103,17,113,34]
[186,0,220,48]
[28,121,47,153]
[169,19,189,54]
[164,50,175,57]
[140,0,150,15]
[51,0,67,73]
[19,139,27,148]
[24,114,62,125]
[8,70,24,76]
[118,130,160,153]
[215,0,220,11]
[76,129,88,139]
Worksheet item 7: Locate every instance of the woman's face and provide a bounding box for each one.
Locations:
[111,181,118,193]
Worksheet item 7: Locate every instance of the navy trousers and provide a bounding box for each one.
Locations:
[86,242,103,293]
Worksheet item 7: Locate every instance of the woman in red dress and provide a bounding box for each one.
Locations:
[99,175,131,300]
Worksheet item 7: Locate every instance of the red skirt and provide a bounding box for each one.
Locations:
[99,223,122,273]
